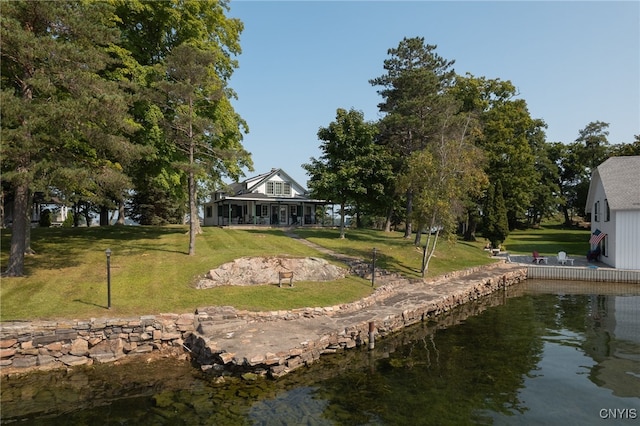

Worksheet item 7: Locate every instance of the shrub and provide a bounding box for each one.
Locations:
[39,209,52,227]
[62,212,74,227]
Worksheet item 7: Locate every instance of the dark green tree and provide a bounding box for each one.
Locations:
[610,134,640,156]
[551,122,611,223]
[528,139,561,225]
[449,74,514,240]
[398,98,487,276]
[370,37,456,238]
[478,98,540,229]
[303,108,380,238]
[575,121,610,172]
[156,43,250,255]
[1,1,139,276]
[112,0,248,226]
[483,180,509,249]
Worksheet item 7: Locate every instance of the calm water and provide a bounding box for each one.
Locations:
[2,281,639,425]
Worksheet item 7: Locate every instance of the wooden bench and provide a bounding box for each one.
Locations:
[278,271,293,288]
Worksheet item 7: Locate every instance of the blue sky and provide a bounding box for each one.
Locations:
[227,1,639,187]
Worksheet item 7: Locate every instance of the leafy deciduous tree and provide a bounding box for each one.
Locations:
[398,100,487,276]
[303,108,380,238]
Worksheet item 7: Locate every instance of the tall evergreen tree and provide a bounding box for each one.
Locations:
[370,37,456,238]
[1,1,139,276]
[483,180,509,249]
[156,43,250,255]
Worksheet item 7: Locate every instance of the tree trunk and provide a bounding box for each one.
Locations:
[3,180,29,277]
[562,204,571,226]
[99,206,109,226]
[339,201,346,239]
[187,138,203,254]
[384,206,393,232]
[73,203,80,227]
[421,230,439,277]
[116,199,126,225]
[404,190,413,238]
[82,204,92,227]
[0,189,5,228]
[463,209,477,241]
[414,223,422,246]
[421,214,440,277]
[25,215,35,255]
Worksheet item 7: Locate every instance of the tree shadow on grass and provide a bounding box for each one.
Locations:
[2,226,189,275]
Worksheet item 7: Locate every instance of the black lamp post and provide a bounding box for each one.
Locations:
[105,248,112,309]
[372,247,377,287]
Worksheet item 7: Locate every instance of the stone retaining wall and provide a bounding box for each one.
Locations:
[1,264,526,377]
[0,314,195,374]
[187,266,527,378]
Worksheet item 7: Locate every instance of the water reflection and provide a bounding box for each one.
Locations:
[1,281,639,425]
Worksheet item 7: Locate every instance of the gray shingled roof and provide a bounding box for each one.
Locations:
[597,156,640,210]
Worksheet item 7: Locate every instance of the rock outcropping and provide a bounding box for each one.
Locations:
[196,257,347,288]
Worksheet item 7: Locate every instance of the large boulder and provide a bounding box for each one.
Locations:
[196,257,347,288]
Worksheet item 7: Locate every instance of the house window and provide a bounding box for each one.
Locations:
[594,201,600,222]
[601,234,608,257]
[265,180,292,196]
[604,199,610,222]
[261,205,268,216]
[205,206,213,218]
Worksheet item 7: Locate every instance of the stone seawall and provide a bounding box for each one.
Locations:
[0,314,195,374]
[186,264,527,378]
[0,263,526,377]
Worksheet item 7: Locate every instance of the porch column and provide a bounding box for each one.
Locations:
[253,202,256,225]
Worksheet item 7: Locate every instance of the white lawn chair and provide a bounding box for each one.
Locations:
[557,251,574,265]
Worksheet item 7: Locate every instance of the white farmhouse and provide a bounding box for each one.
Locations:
[202,168,328,226]
[585,156,640,269]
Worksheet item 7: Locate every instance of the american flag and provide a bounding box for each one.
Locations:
[589,229,606,246]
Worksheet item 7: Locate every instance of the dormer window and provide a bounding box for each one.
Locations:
[266,181,291,196]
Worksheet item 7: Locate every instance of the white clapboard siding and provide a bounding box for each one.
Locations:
[527,265,640,283]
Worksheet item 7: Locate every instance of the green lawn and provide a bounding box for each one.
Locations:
[294,228,495,277]
[1,225,496,321]
[2,222,583,321]
[502,222,592,258]
[0,226,371,321]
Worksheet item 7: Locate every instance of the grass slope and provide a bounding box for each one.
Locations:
[502,222,591,258]
[1,225,501,321]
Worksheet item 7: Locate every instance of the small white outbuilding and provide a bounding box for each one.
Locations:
[585,156,640,270]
